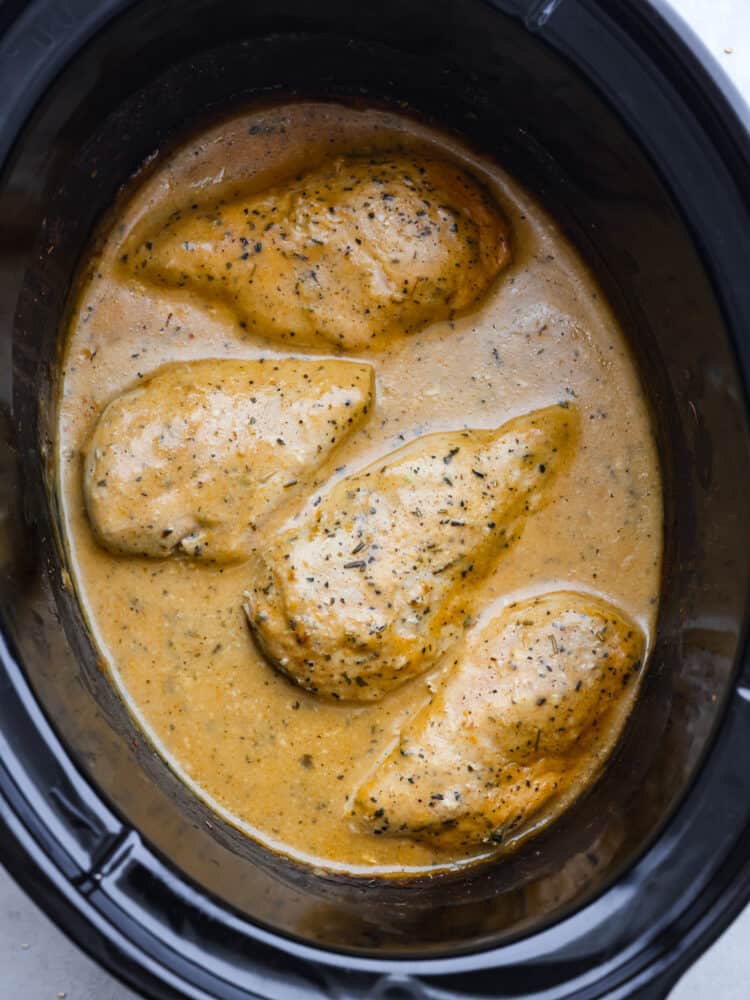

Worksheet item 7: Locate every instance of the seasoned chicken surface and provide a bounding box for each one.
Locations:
[124,155,511,350]
[353,592,645,849]
[245,405,578,700]
[84,358,374,562]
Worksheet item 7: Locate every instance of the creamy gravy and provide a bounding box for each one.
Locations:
[57,102,662,875]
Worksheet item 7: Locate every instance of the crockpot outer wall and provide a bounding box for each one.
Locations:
[1,0,750,998]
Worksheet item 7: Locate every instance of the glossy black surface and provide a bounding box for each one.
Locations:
[0,0,749,997]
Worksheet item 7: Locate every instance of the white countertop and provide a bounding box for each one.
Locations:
[1,1,748,997]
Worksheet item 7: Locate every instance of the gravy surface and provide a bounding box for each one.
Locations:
[57,102,662,874]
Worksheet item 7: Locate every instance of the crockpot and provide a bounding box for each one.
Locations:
[1,1,750,997]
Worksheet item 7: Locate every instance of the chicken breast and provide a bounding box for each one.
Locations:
[84,358,374,562]
[245,404,578,700]
[353,592,645,850]
[124,155,511,350]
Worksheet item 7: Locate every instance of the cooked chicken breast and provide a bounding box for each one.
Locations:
[84,358,374,562]
[245,404,578,700]
[353,591,645,849]
[124,155,511,350]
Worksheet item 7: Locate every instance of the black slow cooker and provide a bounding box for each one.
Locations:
[1,1,750,997]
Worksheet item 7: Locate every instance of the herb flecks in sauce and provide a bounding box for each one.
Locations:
[57,102,662,875]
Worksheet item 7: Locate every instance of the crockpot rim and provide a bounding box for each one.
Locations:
[1,0,750,998]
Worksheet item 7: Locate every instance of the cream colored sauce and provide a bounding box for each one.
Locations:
[56,101,662,875]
